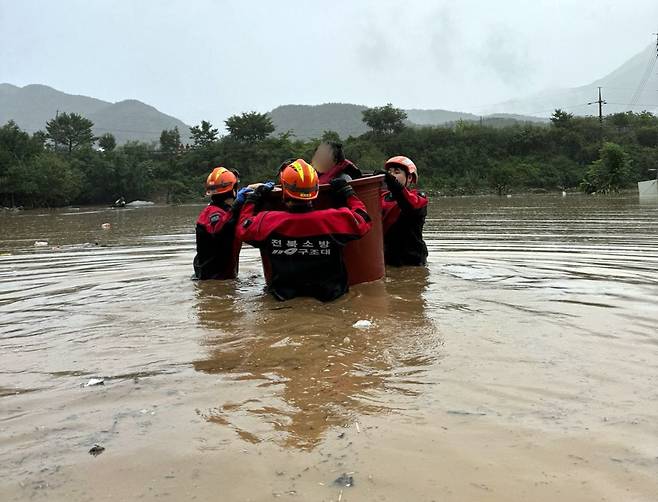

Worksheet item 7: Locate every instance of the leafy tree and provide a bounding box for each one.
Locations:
[550,109,574,128]
[581,142,632,193]
[190,120,219,147]
[45,112,95,154]
[0,121,41,166]
[159,127,181,155]
[225,112,275,142]
[489,163,516,196]
[98,133,117,152]
[607,112,632,131]
[321,130,341,143]
[0,121,44,206]
[362,103,407,135]
[12,153,83,206]
[32,130,48,147]
[2,109,658,208]
[635,126,658,148]
[635,111,657,126]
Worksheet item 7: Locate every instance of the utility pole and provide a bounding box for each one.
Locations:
[588,87,606,125]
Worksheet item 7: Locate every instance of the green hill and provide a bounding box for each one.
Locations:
[269,103,369,139]
[269,103,548,139]
[0,84,190,144]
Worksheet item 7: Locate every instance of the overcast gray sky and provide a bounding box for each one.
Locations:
[1,0,657,125]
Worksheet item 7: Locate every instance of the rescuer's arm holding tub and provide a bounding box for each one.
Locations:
[376,156,429,267]
[237,159,371,301]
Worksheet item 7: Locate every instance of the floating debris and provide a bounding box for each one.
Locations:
[352,320,372,329]
[334,473,354,487]
[89,444,105,456]
[101,223,111,230]
[126,200,155,207]
[34,241,48,247]
[269,336,301,348]
[446,410,486,416]
[83,378,105,387]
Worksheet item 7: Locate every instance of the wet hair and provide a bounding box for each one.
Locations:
[322,141,345,164]
[277,158,296,174]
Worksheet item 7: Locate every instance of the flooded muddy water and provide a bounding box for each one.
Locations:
[1,194,658,501]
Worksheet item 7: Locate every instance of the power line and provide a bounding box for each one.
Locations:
[630,55,657,107]
[630,32,658,107]
[522,103,592,117]
[606,102,658,107]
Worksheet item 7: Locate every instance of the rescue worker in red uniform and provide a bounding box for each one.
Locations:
[378,156,428,266]
[238,159,372,302]
[193,167,252,280]
[311,141,362,184]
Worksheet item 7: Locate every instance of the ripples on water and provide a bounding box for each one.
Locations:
[1,195,658,453]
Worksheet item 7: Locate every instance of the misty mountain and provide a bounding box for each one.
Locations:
[269,103,369,139]
[488,43,658,117]
[405,109,480,125]
[269,104,547,140]
[0,84,191,144]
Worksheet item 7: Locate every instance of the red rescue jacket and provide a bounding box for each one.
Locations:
[237,195,372,301]
[193,201,242,279]
[381,186,428,266]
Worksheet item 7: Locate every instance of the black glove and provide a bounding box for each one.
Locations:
[257,181,275,193]
[245,181,275,205]
[383,171,403,192]
[330,178,355,200]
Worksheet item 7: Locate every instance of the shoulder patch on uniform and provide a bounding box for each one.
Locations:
[418,191,427,198]
[209,213,220,224]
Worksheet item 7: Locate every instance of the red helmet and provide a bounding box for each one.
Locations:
[279,159,319,201]
[206,167,237,196]
[385,156,418,183]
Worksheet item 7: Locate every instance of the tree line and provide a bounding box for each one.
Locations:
[1,103,657,208]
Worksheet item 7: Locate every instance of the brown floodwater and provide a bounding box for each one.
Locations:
[1,194,658,501]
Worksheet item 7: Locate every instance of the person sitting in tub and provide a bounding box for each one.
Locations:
[376,156,428,266]
[311,141,362,184]
[237,159,372,301]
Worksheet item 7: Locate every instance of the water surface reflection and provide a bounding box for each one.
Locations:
[192,267,439,449]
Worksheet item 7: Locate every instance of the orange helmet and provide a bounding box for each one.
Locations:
[205,167,237,196]
[385,156,418,183]
[279,159,319,201]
